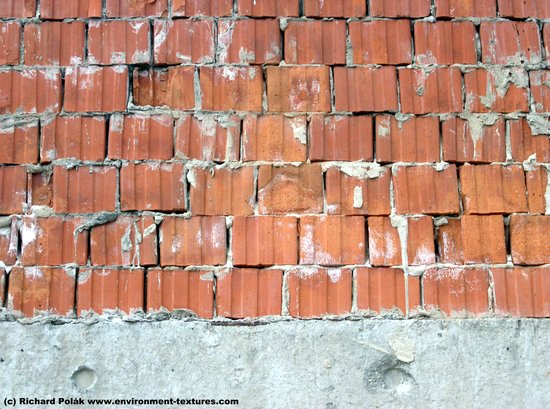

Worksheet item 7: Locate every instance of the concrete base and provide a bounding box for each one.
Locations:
[0,319,548,409]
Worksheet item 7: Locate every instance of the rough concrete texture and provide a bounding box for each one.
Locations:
[0,319,548,409]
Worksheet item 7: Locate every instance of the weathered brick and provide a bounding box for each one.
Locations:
[105,0,167,16]
[0,22,20,65]
[154,19,214,64]
[285,20,346,65]
[510,215,550,265]
[480,22,541,65]
[0,69,61,114]
[173,0,233,16]
[0,216,18,265]
[133,67,194,110]
[238,0,298,16]
[415,22,477,65]
[370,0,430,17]
[40,0,102,18]
[304,0,365,16]
[0,120,39,164]
[525,166,548,214]
[435,0,496,17]
[0,166,27,214]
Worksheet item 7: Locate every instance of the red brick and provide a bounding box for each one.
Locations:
[287,267,352,318]
[510,215,550,265]
[77,267,144,316]
[121,163,185,212]
[509,118,550,162]
[299,216,365,266]
[0,269,4,305]
[459,164,527,214]
[408,216,436,265]
[545,25,550,62]
[242,114,306,162]
[238,0,298,16]
[21,216,88,266]
[325,167,391,216]
[0,216,18,265]
[526,166,547,214]
[8,266,75,317]
[41,116,106,162]
[442,117,506,163]
[90,216,157,267]
[376,115,439,163]
[88,20,149,65]
[0,120,39,164]
[65,66,127,113]
[529,71,550,113]
[492,267,550,317]
[370,0,431,16]
[133,67,194,110]
[480,22,541,65]
[267,66,330,113]
[423,267,489,317]
[29,171,52,207]
[160,216,226,267]
[24,22,84,66]
[0,0,36,17]
[175,114,240,162]
[356,268,421,314]
[304,0,365,16]
[173,0,233,16]
[349,20,412,65]
[435,0,496,17]
[309,115,373,161]
[258,164,323,214]
[399,67,462,114]
[393,165,460,215]
[107,114,174,160]
[189,167,254,216]
[147,268,214,318]
[201,66,263,111]
[0,166,26,214]
[498,0,550,18]
[285,20,346,65]
[464,68,529,113]
[232,216,298,266]
[334,67,398,112]
[219,19,281,64]
[0,69,61,114]
[40,0,102,18]
[52,166,117,213]
[216,268,282,318]
[415,22,476,65]
[0,22,20,65]
[105,0,167,16]
[154,19,214,64]
[436,218,463,264]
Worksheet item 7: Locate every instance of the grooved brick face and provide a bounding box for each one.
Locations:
[4,1,550,321]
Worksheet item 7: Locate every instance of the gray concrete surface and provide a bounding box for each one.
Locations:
[0,318,548,409]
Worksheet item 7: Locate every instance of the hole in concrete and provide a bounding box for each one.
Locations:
[383,368,414,393]
[71,366,97,391]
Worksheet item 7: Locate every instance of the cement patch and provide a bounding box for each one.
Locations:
[0,319,548,409]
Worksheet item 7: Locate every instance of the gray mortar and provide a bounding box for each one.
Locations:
[0,319,549,409]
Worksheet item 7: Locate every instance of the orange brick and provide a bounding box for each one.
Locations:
[423,268,489,316]
[492,267,550,317]
[526,166,548,214]
[216,268,283,318]
[0,120,39,164]
[415,21,477,65]
[0,216,18,265]
[509,118,550,162]
[232,216,298,266]
[529,71,550,113]
[0,69,61,114]
[88,20,150,65]
[238,0,298,16]
[334,67,398,112]
[105,0,167,16]
[107,114,174,160]
[376,115,439,163]
[299,216,365,266]
[480,21,541,65]
[325,167,391,216]
[498,0,549,17]
[120,163,185,212]
[147,268,214,318]
[160,216,226,267]
[189,167,254,216]
[257,164,323,214]
[545,25,550,62]
[133,67,194,110]
[201,66,263,111]
[154,19,214,64]
[8,266,75,317]
[90,216,158,267]
[437,218,464,264]
[510,215,550,265]
[356,268,421,314]
[393,165,460,215]
[64,66,127,113]
[0,22,20,65]
[287,267,352,318]
[40,0,102,18]
[29,171,52,207]
[349,20,412,65]
[309,115,373,161]
[0,166,27,214]
[173,0,233,16]
[285,20,346,64]
[370,0,430,16]
[0,0,36,17]
[242,114,306,162]
[77,267,144,315]
[304,0,365,16]
[218,19,281,64]
[459,164,527,214]
[435,0,496,17]
[399,67,463,114]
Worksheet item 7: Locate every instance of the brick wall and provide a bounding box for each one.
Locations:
[1,0,549,319]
